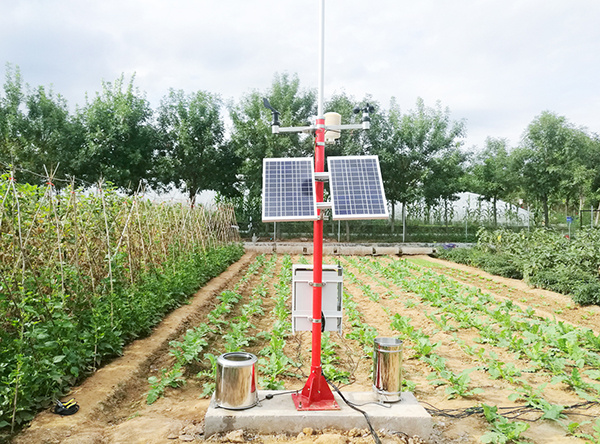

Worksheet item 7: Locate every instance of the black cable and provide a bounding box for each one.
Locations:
[348,400,391,408]
[261,390,299,401]
[421,400,599,422]
[325,376,382,444]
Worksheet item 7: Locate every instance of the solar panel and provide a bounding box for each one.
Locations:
[327,155,389,220]
[262,157,318,222]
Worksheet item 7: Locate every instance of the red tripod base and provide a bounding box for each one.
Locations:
[291,368,340,411]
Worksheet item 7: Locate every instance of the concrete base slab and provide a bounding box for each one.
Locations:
[204,391,432,439]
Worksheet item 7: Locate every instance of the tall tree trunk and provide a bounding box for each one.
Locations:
[543,196,550,227]
[391,201,395,233]
[189,190,197,208]
[493,196,497,228]
[345,221,350,242]
[444,199,449,227]
[402,202,406,243]
[579,195,584,229]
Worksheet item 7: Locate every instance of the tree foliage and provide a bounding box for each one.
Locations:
[468,138,515,226]
[377,98,467,220]
[514,111,582,226]
[157,89,238,203]
[0,65,83,185]
[23,86,84,181]
[0,65,28,171]
[229,73,316,222]
[77,75,157,191]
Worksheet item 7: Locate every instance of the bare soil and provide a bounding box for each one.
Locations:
[12,253,600,444]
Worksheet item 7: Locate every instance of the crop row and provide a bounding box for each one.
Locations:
[340,255,600,442]
[147,253,273,403]
[146,253,600,442]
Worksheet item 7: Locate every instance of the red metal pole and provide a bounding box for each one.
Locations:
[291,119,338,411]
[312,119,325,369]
[290,0,337,411]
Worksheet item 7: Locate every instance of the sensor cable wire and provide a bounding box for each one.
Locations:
[325,376,383,444]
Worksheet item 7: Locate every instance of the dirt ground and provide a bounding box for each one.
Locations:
[11,253,600,444]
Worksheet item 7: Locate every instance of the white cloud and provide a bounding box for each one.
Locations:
[2,0,600,150]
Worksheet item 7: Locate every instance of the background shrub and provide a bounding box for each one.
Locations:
[436,227,600,305]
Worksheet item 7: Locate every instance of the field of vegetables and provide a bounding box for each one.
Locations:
[0,174,241,441]
[14,252,600,444]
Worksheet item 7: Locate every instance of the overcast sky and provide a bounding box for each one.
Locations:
[2,0,599,151]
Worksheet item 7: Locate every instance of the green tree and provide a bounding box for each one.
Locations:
[22,86,84,183]
[587,135,600,208]
[0,65,27,172]
[0,65,83,185]
[468,137,515,226]
[422,147,468,226]
[555,128,599,216]
[229,73,316,226]
[77,74,158,191]
[378,98,466,231]
[157,89,238,204]
[515,111,581,226]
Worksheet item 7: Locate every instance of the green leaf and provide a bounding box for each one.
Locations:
[540,403,565,421]
[480,431,507,444]
[507,392,522,402]
[584,370,600,380]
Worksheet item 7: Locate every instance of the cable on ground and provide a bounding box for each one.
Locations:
[325,376,383,444]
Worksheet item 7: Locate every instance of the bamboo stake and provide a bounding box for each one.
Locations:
[98,179,114,325]
[111,193,137,280]
[44,165,66,295]
[69,178,81,272]
[0,173,14,234]
[8,170,26,286]
[134,198,149,272]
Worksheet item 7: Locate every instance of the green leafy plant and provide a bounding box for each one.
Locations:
[197,353,218,397]
[0,176,242,430]
[147,364,185,405]
[481,404,530,443]
[570,418,600,442]
[428,367,484,399]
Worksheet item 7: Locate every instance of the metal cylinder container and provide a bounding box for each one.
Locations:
[215,352,258,410]
[373,337,403,403]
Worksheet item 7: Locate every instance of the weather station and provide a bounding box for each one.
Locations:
[261,119,389,411]
[204,0,432,439]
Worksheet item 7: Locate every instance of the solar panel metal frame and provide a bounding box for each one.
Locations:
[262,157,319,222]
[327,155,389,221]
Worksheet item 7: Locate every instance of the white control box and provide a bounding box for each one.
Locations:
[292,264,343,334]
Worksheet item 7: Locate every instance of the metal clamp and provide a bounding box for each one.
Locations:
[309,282,326,287]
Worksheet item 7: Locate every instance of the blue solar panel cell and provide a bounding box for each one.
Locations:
[328,156,389,220]
[262,158,318,222]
